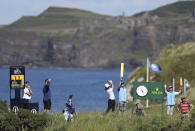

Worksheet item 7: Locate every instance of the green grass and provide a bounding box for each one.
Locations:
[133,1,195,25]
[42,101,195,131]
[2,86,195,131]
[44,88,195,131]
[40,7,108,18]
[1,98,195,131]
[6,7,109,33]
[151,1,195,17]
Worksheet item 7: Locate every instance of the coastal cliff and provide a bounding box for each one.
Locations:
[0,1,195,69]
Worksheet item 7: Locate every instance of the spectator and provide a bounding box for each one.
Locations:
[135,100,146,116]
[23,81,32,102]
[117,79,126,114]
[164,84,181,116]
[177,96,193,117]
[43,78,52,113]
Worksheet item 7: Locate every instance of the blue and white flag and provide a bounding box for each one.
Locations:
[149,61,162,72]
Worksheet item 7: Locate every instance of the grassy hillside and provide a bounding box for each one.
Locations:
[151,1,195,17]
[5,1,195,32]
[135,1,195,25]
[127,42,195,89]
[5,7,109,33]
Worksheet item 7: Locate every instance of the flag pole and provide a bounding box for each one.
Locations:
[146,57,149,108]
[184,78,186,95]
[173,78,175,91]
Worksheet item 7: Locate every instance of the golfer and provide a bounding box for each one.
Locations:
[105,80,115,113]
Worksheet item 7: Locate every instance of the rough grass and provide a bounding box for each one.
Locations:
[43,100,195,131]
[45,88,195,131]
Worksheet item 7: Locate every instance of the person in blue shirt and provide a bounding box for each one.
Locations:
[164,84,181,116]
[117,79,127,114]
[43,78,52,113]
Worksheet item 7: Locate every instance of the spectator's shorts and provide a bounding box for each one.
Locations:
[43,99,51,110]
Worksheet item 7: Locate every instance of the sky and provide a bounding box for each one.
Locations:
[0,0,178,25]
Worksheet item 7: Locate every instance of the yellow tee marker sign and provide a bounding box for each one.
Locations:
[120,63,124,78]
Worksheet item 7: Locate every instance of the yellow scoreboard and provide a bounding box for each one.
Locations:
[10,66,25,89]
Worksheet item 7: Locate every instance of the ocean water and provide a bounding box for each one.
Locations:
[0,68,130,113]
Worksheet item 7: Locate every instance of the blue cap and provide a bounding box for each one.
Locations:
[45,78,49,82]
[168,86,173,89]
[181,96,185,100]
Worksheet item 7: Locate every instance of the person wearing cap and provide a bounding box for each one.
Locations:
[177,96,193,117]
[105,80,115,113]
[43,78,52,113]
[23,81,32,102]
[164,84,181,116]
[135,99,146,116]
[117,78,127,114]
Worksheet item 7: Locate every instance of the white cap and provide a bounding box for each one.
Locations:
[105,83,110,88]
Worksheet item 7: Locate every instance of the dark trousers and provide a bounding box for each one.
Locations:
[23,99,30,109]
[106,99,115,113]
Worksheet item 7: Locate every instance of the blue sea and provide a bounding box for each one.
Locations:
[0,68,130,113]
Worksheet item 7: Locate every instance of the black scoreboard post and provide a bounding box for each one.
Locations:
[10,66,25,99]
[9,66,39,113]
[9,66,25,112]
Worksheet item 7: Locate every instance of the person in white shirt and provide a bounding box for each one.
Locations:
[23,81,32,102]
[105,80,115,113]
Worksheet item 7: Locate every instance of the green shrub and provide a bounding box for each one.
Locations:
[0,100,9,113]
[0,112,19,131]
[0,99,50,131]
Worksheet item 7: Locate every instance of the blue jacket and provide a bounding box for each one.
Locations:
[166,91,176,105]
[118,87,126,102]
[43,83,51,101]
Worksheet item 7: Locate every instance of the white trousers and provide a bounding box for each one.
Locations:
[167,105,174,116]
